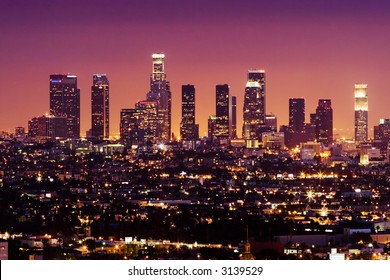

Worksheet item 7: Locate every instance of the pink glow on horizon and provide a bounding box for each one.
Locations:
[1,1,390,139]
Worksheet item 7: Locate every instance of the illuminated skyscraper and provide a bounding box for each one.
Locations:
[229,95,237,139]
[286,98,309,147]
[146,53,171,143]
[50,74,80,139]
[28,117,39,138]
[304,113,317,142]
[354,84,368,144]
[91,74,109,140]
[243,70,266,140]
[248,69,266,117]
[119,102,158,145]
[374,119,390,153]
[374,119,390,141]
[120,108,141,146]
[120,109,132,143]
[315,99,333,146]
[135,101,158,143]
[208,115,217,141]
[180,84,199,140]
[289,98,305,133]
[215,84,230,138]
[248,70,266,97]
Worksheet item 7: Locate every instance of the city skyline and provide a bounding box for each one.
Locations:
[3,1,390,263]
[2,0,390,138]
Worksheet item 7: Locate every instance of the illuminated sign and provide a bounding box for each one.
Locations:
[354,84,368,89]
[246,81,261,88]
[248,69,265,73]
[152,53,165,59]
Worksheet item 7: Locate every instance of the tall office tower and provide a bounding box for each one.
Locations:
[215,84,230,138]
[135,101,159,143]
[265,114,277,132]
[180,84,199,140]
[28,117,39,138]
[50,74,80,139]
[374,119,390,152]
[229,95,237,139]
[374,119,390,141]
[354,84,368,144]
[289,98,305,133]
[146,53,172,143]
[208,115,217,141]
[120,108,141,146]
[315,99,333,146]
[91,74,109,140]
[243,70,266,140]
[120,109,131,143]
[286,98,306,147]
[248,69,266,106]
[303,113,317,142]
[249,69,266,118]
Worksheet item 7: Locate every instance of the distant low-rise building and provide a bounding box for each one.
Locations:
[28,115,67,140]
[262,132,284,149]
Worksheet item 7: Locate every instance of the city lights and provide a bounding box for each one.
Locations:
[2,2,390,267]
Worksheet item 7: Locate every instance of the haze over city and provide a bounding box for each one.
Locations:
[1,0,390,138]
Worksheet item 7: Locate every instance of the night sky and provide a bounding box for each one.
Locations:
[1,0,390,139]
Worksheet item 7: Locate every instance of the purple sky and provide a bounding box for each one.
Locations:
[1,0,390,138]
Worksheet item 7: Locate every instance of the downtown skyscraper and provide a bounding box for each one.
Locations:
[120,102,159,145]
[49,74,80,139]
[120,108,139,146]
[354,84,368,144]
[242,70,266,140]
[229,96,237,139]
[135,101,158,143]
[180,84,199,140]
[146,53,172,143]
[285,98,308,148]
[208,115,217,141]
[315,99,333,146]
[289,98,305,133]
[91,74,109,140]
[215,84,230,139]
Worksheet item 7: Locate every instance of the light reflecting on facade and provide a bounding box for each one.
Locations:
[243,70,266,140]
[354,84,368,144]
[147,53,171,143]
